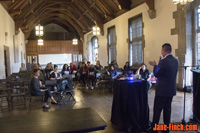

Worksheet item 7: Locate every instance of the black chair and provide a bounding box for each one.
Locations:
[9,81,26,109]
[44,80,64,104]
[0,88,10,110]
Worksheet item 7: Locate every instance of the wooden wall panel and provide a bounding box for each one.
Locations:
[26,40,83,63]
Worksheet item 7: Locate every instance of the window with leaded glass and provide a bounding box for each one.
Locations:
[129,15,143,66]
[108,26,116,64]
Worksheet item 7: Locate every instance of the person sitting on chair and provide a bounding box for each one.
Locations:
[107,64,117,92]
[19,63,27,72]
[30,69,57,109]
[124,62,130,71]
[62,64,74,90]
[50,65,68,94]
[136,63,152,89]
[61,64,71,75]
[95,60,103,72]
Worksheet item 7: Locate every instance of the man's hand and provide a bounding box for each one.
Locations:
[149,60,157,66]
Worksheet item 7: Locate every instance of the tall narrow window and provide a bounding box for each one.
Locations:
[108,26,116,64]
[129,15,143,66]
[89,36,98,63]
[197,5,200,64]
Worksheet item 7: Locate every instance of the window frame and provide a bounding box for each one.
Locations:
[90,36,98,63]
[107,26,117,64]
[128,14,144,67]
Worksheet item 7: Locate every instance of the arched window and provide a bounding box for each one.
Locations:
[89,36,98,63]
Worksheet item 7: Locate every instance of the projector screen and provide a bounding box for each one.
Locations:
[39,54,72,65]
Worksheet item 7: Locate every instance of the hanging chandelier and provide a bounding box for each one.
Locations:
[38,38,43,46]
[72,38,78,45]
[173,0,194,5]
[93,25,100,35]
[35,24,43,36]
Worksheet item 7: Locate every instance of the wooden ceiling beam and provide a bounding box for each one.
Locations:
[9,9,21,16]
[145,0,155,10]
[145,0,156,19]
[23,13,84,40]
[15,0,44,20]
[117,0,131,10]
[77,0,104,35]
[46,9,88,31]
[9,0,25,10]
[96,0,113,16]
[41,17,79,33]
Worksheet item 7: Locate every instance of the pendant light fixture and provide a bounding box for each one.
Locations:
[72,38,78,45]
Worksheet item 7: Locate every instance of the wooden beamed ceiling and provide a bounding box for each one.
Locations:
[0,0,155,40]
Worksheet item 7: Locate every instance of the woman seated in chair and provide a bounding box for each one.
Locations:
[19,63,27,72]
[30,69,57,109]
[61,64,71,75]
[50,65,68,94]
[136,63,152,89]
[61,64,73,90]
[95,60,103,72]
[106,64,117,92]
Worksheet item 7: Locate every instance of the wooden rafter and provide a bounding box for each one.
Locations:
[117,0,131,10]
[9,0,25,10]
[145,0,156,19]
[78,0,104,35]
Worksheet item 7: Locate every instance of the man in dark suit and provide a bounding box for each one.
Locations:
[149,43,179,133]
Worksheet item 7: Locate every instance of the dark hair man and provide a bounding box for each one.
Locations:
[149,43,179,133]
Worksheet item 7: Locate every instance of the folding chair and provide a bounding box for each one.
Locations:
[44,80,65,104]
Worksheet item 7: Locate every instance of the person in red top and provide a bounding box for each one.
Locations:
[70,62,77,74]
[80,62,88,86]
[87,61,90,69]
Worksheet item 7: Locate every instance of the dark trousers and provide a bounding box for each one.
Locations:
[89,75,96,86]
[32,88,52,103]
[80,74,86,85]
[152,96,173,133]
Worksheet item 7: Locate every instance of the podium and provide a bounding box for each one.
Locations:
[191,69,200,122]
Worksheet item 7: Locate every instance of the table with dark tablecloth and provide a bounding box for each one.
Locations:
[111,78,149,132]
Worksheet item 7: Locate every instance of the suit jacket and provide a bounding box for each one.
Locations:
[154,54,179,97]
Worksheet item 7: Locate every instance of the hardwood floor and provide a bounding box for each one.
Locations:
[0,83,199,133]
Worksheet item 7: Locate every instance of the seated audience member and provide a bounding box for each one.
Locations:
[30,69,57,109]
[49,62,53,70]
[112,60,118,69]
[50,65,68,94]
[62,64,73,90]
[106,64,117,92]
[80,62,88,86]
[70,62,77,73]
[61,64,71,75]
[124,62,130,71]
[95,60,103,71]
[44,63,53,79]
[107,64,117,79]
[88,65,96,89]
[136,63,152,89]
[31,64,39,71]
[87,61,91,69]
[19,63,27,72]
[77,62,82,70]
[37,63,43,70]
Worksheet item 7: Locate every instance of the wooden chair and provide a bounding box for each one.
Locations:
[28,83,43,110]
[9,81,26,109]
[0,88,10,110]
